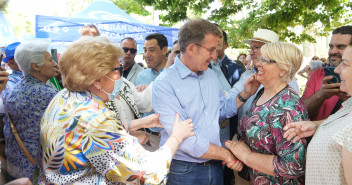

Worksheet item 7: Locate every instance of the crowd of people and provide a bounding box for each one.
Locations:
[0,19,351,185]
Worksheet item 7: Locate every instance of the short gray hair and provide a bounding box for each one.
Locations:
[310,60,324,71]
[178,19,221,53]
[14,41,51,76]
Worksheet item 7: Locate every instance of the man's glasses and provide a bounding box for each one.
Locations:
[258,56,276,64]
[194,43,216,55]
[114,66,123,75]
[122,47,137,54]
[250,46,262,53]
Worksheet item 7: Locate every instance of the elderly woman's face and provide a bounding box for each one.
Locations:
[100,59,122,97]
[335,46,352,96]
[39,52,59,79]
[256,55,287,86]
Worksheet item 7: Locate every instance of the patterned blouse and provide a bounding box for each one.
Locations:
[240,86,308,185]
[3,75,58,179]
[1,70,23,99]
[34,89,171,185]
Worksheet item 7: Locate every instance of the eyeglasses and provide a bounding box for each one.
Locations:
[250,46,262,53]
[312,57,319,60]
[258,56,276,64]
[194,43,216,55]
[114,66,123,75]
[122,47,137,54]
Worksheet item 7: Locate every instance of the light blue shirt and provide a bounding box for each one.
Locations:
[228,68,299,135]
[210,61,231,91]
[135,67,164,132]
[152,57,238,163]
[135,68,163,86]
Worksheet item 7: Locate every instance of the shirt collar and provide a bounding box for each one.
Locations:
[218,55,227,64]
[174,56,194,79]
[12,70,23,76]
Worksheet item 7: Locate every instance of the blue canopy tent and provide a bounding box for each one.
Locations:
[35,0,179,53]
[0,11,17,46]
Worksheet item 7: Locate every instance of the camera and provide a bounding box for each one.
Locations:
[324,67,341,84]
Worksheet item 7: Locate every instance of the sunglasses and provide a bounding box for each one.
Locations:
[114,66,123,75]
[122,47,137,54]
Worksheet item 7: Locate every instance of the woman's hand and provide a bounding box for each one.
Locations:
[142,113,162,128]
[283,121,318,143]
[129,130,150,144]
[171,113,194,141]
[0,67,9,93]
[225,140,252,163]
[243,73,260,99]
[136,84,149,92]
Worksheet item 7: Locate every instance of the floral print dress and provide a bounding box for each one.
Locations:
[34,89,171,185]
[240,86,308,185]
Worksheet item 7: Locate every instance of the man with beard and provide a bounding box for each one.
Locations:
[120,37,143,84]
[302,26,352,121]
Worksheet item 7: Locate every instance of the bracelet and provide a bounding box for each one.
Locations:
[171,135,180,146]
[238,93,248,103]
[127,121,131,132]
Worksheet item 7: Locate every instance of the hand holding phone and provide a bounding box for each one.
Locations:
[324,67,341,84]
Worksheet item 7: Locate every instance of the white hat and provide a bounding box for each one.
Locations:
[243,29,279,45]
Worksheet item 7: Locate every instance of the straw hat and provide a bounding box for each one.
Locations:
[243,29,279,45]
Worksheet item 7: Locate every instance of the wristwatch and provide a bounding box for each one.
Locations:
[238,93,248,103]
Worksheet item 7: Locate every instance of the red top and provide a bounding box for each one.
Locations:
[302,68,340,121]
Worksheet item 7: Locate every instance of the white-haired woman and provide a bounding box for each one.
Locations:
[225,42,308,184]
[3,41,59,180]
[34,36,194,184]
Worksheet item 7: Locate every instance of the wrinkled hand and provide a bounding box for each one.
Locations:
[136,84,149,92]
[171,113,194,141]
[130,130,150,144]
[283,121,318,143]
[0,67,9,93]
[317,76,342,99]
[223,149,244,171]
[243,73,260,98]
[225,140,251,164]
[142,113,162,128]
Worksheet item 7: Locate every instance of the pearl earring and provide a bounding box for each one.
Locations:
[280,73,284,77]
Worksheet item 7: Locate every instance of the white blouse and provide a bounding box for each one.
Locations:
[306,97,352,185]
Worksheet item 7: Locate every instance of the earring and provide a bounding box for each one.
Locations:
[280,73,284,77]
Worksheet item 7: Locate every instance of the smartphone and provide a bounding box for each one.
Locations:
[324,67,341,84]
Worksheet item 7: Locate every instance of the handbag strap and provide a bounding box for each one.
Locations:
[8,113,35,166]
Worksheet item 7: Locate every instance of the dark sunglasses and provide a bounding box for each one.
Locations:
[122,47,137,54]
[114,66,123,74]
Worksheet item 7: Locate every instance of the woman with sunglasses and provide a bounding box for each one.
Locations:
[225,42,308,184]
[34,36,194,184]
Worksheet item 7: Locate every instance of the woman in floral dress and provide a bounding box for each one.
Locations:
[226,42,308,184]
[34,36,194,184]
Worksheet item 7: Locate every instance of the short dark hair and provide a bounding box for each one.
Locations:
[332,25,352,35]
[222,30,228,44]
[81,24,100,36]
[178,19,221,53]
[121,37,137,46]
[173,40,178,46]
[145,33,168,50]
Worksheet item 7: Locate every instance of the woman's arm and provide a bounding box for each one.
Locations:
[342,148,352,185]
[225,141,275,176]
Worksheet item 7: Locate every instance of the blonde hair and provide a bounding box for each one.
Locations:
[59,36,123,91]
[261,42,303,83]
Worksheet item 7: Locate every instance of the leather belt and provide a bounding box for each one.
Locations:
[219,119,229,129]
[145,128,160,136]
[174,159,221,166]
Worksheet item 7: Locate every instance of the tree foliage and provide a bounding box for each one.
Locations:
[111,0,150,17]
[125,0,352,48]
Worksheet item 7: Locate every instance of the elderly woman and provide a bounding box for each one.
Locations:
[226,42,307,184]
[284,44,352,184]
[34,36,194,184]
[3,41,59,180]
